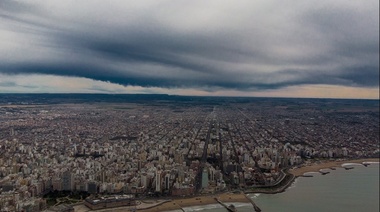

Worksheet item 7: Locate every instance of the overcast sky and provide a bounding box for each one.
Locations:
[0,0,379,98]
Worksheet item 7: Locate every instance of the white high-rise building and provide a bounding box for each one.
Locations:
[62,171,74,191]
[201,168,208,188]
[155,170,162,192]
[141,173,148,188]
[10,128,14,136]
[210,167,215,182]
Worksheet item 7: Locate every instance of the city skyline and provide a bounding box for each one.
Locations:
[1,94,378,211]
[0,1,379,99]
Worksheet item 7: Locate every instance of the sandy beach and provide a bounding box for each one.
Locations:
[136,192,250,212]
[289,158,379,177]
[73,192,251,212]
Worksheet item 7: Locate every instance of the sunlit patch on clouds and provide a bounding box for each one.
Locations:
[0,0,378,98]
[0,74,153,94]
[0,74,377,99]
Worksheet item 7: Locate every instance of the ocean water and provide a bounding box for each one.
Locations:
[177,163,379,212]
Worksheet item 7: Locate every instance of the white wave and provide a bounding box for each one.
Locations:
[341,163,363,167]
[224,202,252,208]
[287,178,299,189]
[181,204,223,211]
[363,161,379,164]
[249,193,261,199]
[178,202,252,211]
[303,171,319,175]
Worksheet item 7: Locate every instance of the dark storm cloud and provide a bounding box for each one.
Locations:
[276,66,380,88]
[0,62,255,89]
[0,0,378,92]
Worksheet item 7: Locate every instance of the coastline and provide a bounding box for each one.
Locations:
[73,158,379,212]
[289,158,380,177]
[142,193,250,212]
[73,192,251,212]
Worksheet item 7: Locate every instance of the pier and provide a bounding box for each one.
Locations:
[214,197,237,212]
[244,194,262,212]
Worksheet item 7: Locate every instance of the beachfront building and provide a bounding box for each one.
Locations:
[155,170,162,192]
[201,168,209,188]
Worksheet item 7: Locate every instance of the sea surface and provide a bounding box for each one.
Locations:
[174,163,379,212]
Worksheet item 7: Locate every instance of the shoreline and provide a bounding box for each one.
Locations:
[73,192,251,212]
[142,193,251,212]
[73,158,379,212]
[289,158,380,177]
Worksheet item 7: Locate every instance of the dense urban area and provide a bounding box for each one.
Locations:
[0,94,379,211]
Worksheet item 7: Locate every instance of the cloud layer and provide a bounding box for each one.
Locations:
[0,0,379,94]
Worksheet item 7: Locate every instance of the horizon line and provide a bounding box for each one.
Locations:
[0,92,378,101]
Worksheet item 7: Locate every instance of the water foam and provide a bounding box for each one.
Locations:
[249,193,261,199]
[341,163,363,167]
[287,177,299,189]
[178,201,253,211]
[182,203,223,211]
[302,171,319,175]
[363,161,379,164]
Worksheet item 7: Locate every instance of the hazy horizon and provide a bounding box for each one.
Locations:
[1,93,379,101]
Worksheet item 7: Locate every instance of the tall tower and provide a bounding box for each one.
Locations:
[10,128,14,136]
[155,170,162,192]
[62,171,74,191]
[164,174,171,190]
[210,168,215,182]
[201,168,209,188]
